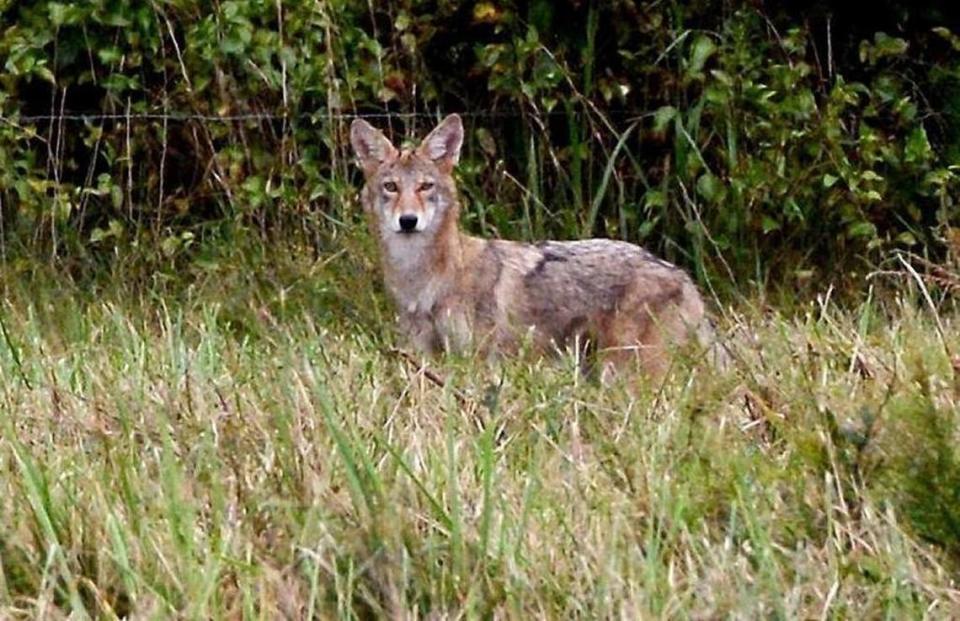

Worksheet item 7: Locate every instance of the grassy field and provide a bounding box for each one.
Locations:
[1,245,959,619]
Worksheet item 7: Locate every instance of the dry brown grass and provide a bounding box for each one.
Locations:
[1,262,959,618]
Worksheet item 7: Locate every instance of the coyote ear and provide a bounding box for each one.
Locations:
[350,119,398,175]
[416,114,463,172]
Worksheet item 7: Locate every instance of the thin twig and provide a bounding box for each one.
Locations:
[388,347,472,410]
[126,97,134,224]
[0,310,32,389]
[895,252,953,364]
[677,180,737,313]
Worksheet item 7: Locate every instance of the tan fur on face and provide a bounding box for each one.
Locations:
[350,114,714,378]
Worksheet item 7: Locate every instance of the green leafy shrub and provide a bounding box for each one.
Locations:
[0,1,957,289]
[879,393,960,555]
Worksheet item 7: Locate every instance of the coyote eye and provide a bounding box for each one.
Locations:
[383,181,398,193]
[417,182,435,192]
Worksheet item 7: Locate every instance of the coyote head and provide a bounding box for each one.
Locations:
[350,114,463,236]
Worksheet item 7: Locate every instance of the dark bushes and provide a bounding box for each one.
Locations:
[1,1,957,286]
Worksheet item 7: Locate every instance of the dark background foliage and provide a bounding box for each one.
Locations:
[1,0,958,291]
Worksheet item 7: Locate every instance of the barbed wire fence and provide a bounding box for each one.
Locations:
[0,105,652,205]
[1,105,745,304]
[0,105,662,263]
[2,107,654,124]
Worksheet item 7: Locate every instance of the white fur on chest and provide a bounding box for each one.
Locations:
[396,277,444,315]
[381,235,448,315]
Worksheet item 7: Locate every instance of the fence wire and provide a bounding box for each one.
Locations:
[7,111,459,123]
[2,107,647,125]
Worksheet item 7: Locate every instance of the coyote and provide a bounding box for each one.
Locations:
[350,114,713,377]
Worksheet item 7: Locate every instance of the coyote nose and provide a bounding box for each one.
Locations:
[398,214,418,232]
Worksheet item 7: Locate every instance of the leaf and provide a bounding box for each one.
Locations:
[822,174,839,188]
[861,32,909,65]
[476,127,497,157]
[874,32,908,58]
[710,69,733,86]
[896,231,918,246]
[704,85,729,104]
[637,216,660,239]
[687,35,716,76]
[905,127,932,164]
[643,189,667,209]
[933,27,960,52]
[161,236,180,257]
[761,215,781,233]
[48,3,68,27]
[653,106,676,133]
[472,2,501,24]
[108,219,124,238]
[35,66,56,85]
[696,172,723,203]
[111,185,123,209]
[848,221,877,239]
[90,227,108,243]
[98,47,123,65]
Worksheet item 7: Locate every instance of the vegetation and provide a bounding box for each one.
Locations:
[2,0,960,617]
[1,257,959,617]
[1,0,958,283]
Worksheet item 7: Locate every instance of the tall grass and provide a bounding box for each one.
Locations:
[1,253,958,618]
